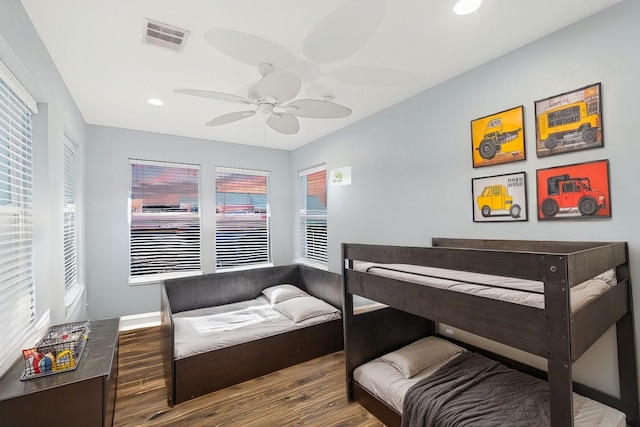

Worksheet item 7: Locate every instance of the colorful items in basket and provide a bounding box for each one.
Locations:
[21,321,90,379]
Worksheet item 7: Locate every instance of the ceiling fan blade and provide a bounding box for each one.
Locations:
[257,70,301,103]
[206,110,256,127]
[329,65,416,87]
[204,29,296,68]
[303,0,385,64]
[203,29,322,82]
[285,99,352,119]
[175,89,253,105]
[266,112,299,135]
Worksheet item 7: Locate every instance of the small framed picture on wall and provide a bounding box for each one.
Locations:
[535,83,603,158]
[536,159,611,220]
[472,172,528,222]
[470,105,525,168]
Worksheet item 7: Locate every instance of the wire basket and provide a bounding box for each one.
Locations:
[20,320,91,380]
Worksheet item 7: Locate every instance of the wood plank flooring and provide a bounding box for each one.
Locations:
[114,326,383,426]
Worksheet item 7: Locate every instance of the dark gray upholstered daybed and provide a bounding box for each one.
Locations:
[342,238,639,427]
[161,264,343,405]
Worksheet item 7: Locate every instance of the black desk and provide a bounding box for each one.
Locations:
[0,317,119,427]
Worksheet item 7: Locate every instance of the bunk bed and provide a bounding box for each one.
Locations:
[342,238,639,427]
[161,264,343,405]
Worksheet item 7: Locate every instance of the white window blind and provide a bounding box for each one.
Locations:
[129,160,201,281]
[0,74,36,377]
[299,166,327,264]
[215,167,271,269]
[63,139,78,293]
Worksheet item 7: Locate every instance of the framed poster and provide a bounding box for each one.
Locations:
[472,172,527,222]
[536,159,611,220]
[471,105,525,168]
[535,82,603,157]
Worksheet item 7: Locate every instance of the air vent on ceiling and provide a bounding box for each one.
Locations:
[144,19,189,51]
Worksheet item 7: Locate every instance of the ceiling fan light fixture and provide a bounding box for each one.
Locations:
[453,0,481,15]
[259,103,274,115]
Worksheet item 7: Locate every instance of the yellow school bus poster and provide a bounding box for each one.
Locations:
[535,83,603,158]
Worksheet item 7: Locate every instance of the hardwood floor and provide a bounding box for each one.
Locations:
[114,327,383,426]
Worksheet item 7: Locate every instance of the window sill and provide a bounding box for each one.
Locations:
[215,263,274,273]
[294,258,329,271]
[129,270,203,286]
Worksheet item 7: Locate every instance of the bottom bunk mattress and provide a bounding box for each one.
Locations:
[353,337,625,427]
[173,284,341,359]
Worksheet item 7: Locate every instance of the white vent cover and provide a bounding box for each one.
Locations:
[144,19,189,51]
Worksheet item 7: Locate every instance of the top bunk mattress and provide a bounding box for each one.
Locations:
[354,262,616,312]
[173,295,341,359]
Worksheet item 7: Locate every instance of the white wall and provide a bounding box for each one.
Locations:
[84,125,293,319]
[0,0,87,325]
[292,1,640,397]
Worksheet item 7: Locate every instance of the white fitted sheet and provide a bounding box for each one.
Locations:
[354,263,612,312]
[173,296,341,359]
[354,352,626,427]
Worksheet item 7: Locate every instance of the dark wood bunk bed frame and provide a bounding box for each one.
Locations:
[161,264,344,406]
[342,238,639,427]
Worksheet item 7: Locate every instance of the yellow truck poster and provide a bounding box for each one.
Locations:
[472,172,528,222]
[471,105,525,168]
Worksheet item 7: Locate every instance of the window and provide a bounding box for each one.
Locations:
[215,167,271,269]
[0,61,38,377]
[299,165,327,265]
[63,138,78,293]
[129,160,200,282]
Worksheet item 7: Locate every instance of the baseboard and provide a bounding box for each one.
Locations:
[118,311,161,331]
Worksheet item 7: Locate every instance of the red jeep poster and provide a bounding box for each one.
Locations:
[536,159,610,220]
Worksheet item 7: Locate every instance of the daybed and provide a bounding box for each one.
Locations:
[342,238,639,427]
[161,264,343,405]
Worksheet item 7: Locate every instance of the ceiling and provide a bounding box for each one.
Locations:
[20,0,619,150]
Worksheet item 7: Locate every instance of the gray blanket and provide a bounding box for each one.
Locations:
[401,351,551,427]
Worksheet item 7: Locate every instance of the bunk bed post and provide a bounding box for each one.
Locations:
[617,311,640,426]
[342,243,356,401]
[543,254,575,426]
[615,250,640,426]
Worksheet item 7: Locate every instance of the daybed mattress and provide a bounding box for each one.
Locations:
[354,344,625,426]
[173,296,340,359]
[353,295,387,314]
[355,262,615,312]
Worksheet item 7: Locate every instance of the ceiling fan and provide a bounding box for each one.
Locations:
[174,63,352,135]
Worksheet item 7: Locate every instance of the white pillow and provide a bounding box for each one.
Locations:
[594,269,617,287]
[273,296,340,323]
[381,337,464,379]
[262,284,308,305]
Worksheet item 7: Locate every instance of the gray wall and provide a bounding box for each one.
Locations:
[0,0,87,324]
[292,1,640,397]
[84,125,293,318]
[3,0,639,403]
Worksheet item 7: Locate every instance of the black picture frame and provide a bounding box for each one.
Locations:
[472,171,528,222]
[534,83,603,158]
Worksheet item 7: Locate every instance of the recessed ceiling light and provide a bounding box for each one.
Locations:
[147,98,164,106]
[453,0,481,15]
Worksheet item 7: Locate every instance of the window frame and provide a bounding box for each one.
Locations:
[214,166,272,271]
[0,60,46,378]
[297,164,328,269]
[63,136,79,294]
[128,159,202,284]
